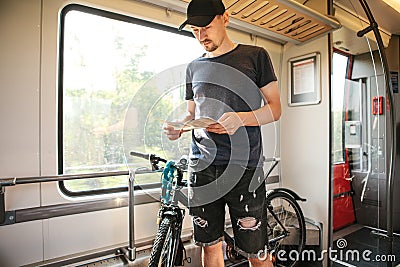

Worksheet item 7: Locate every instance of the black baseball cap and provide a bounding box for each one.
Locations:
[178,0,226,31]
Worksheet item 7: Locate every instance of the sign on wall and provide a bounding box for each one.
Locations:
[288,52,321,106]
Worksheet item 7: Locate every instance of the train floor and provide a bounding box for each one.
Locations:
[332,224,400,267]
[224,245,324,267]
[27,223,400,267]
[225,259,323,266]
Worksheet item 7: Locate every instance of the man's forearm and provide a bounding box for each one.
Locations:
[238,103,281,126]
[181,113,195,123]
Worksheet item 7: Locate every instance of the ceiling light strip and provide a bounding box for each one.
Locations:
[269,13,296,28]
[241,1,270,18]
[291,23,319,36]
[225,0,241,10]
[251,5,279,22]
[277,17,304,31]
[260,9,287,25]
[231,0,257,15]
[298,26,325,39]
[285,19,311,34]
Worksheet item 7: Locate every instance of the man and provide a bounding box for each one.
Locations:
[164,0,281,266]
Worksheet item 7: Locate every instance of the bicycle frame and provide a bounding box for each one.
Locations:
[158,162,189,266]
[130,152,189,267]
[130,151,306,266]
[266,207,291,244]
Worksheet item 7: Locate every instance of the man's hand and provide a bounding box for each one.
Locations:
[206,112,244,135]
[163,124,183,140]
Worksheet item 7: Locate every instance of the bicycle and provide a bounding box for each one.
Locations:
[130,151,306,267]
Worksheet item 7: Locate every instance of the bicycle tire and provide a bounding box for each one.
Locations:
[148,216,177,267]
[266,191,306,267]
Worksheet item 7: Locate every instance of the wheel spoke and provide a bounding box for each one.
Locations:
[266,192,305,267]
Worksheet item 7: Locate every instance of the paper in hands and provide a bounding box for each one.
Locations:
[165,117,217,131]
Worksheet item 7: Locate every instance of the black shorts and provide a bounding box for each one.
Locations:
[188,164,267,258]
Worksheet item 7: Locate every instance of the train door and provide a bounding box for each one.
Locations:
[331,0,400,265]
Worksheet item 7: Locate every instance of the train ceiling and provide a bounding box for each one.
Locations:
[139,0,341,44]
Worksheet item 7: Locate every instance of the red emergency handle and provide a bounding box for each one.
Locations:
[372,96,383,115]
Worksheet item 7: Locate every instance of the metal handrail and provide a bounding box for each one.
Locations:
[0,171,127,225]
[0,167,160,263]
[356,1,397,266]
[0,170,129,186]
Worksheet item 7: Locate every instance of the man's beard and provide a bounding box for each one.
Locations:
[202,40,218,52]
[205,45,218,52]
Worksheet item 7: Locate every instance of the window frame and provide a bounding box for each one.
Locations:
[332,48,353,164]
[57,4,194,197]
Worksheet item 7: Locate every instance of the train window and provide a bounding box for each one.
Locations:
[59,5,202,195]
[332,52,350,163]
[345,78,369,171]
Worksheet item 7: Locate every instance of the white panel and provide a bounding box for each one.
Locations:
[0,1,41,178]
[45,207,129,259]
[40,182,65,205]
[227,27,254,44]
[5,184,41,210]
[280,36,330,263]
[40,0,62,179]
[133,203,161,241]
[0,221,43,267]
[0,1,43,266]
[44,203,170,260]
[0,0,42,211]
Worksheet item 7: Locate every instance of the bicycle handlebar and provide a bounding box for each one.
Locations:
[130,150,279,173]
[130,151,167,170]
[130,151,167,163]
[129,150,150,160]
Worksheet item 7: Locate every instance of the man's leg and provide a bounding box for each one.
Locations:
[224,166,272,267]
[249,256,273,267]
[189,165,226,267]
[202,241,224,267]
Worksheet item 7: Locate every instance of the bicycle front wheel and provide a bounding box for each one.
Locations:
[266,191,306,267]
[148,216,179,267]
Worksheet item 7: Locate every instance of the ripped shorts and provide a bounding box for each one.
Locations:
[188,163,267,258]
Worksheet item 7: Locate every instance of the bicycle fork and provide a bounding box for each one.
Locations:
[158,205,188,266]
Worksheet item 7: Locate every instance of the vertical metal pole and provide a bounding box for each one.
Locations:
[357,1,396,266]
[328,0,334,265]
[127,170,136,261]
[359,79,364,171]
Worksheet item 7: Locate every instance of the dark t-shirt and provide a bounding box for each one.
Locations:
[185,44,277,167]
